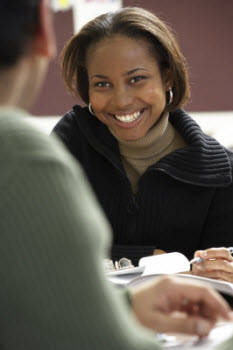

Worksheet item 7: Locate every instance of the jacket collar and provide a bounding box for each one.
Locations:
[74,105,232,188]
[73,105,124,172]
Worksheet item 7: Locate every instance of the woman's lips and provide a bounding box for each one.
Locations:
[114,109,142,122]
[108,108,146,128]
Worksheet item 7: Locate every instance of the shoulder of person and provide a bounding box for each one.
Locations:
[0,107,80,176]
[55,105,89,127]
[52,105,92,137]
[225,147,233,163]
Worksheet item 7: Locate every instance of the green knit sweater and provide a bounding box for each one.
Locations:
[0,107,161,349]
[1,107,232,350]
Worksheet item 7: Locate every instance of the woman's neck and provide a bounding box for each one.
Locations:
[110,112,172,158]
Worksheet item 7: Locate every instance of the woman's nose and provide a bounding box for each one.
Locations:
[112,86,134,109]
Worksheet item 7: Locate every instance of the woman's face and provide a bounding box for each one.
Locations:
[86,35,172,141]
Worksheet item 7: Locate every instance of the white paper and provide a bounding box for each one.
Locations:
[107,266,144,276]
[140,253,190,276]
[73,0,122,32]
[162,322,233,349]
[174,273,233,297]
[106,252,190,277]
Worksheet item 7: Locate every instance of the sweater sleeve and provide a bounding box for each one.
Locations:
[0,142,160,349]
[52,111,80,158]
[200,180,233,249]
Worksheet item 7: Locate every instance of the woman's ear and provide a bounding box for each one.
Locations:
[33,0,57,59]
[163,69,174,91]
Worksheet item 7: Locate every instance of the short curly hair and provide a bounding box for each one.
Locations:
[61,7,190,112]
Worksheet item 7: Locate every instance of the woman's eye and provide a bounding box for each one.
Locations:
[130,76,146,84]
[94,81,110,88]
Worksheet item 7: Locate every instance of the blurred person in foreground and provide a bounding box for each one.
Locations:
[0,1,232,349]
[53,7,233,281]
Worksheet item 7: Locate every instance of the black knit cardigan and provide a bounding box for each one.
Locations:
[53,106,233,265]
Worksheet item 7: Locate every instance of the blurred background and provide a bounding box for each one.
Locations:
[30,0,233,149]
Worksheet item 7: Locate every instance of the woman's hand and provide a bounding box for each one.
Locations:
[192,248,233,282]
[131,276,231,337]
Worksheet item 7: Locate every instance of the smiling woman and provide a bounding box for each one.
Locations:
[52,7,233,283]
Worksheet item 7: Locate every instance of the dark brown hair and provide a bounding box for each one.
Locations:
[0,0,40,68]
[61,6,190,112]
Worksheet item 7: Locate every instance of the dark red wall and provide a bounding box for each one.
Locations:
[32,10,78,116]
[32,1,233,115]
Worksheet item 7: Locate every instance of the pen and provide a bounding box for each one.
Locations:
[190,247,233,265]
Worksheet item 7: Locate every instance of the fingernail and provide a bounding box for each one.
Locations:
[196,320,211,336]
[201,251,208,258]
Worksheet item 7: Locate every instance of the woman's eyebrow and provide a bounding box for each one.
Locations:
[90,74,108,80]
[90,68,149,80]
[123,68,149,76]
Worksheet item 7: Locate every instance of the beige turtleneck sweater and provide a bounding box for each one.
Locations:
[110,113,187,193]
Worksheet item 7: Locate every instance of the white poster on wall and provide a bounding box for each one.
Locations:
[51,0,73,12]
[72,0,122,32]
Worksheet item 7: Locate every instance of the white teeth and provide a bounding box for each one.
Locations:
[115,110,142,123]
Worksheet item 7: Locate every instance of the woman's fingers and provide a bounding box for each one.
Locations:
[195,259,233,273]
[195,248,233,262]
[193,267,233,283]
[193,248,233,282]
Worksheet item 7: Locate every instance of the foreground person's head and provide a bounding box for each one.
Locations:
[0,0,56,109]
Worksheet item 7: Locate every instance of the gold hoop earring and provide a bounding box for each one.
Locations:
[88,103,95,115]
[167,88,173,105]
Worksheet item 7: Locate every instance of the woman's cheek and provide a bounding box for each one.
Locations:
[142,86,166,106]
[90,93,106,113]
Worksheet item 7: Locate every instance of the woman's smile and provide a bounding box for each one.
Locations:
[107,108,146,127]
